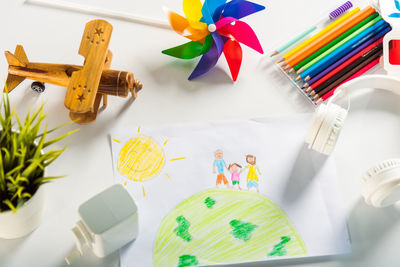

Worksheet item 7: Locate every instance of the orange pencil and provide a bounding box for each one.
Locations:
[284,6,376,67]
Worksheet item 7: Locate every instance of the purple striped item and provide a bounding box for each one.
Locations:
[329,1,353,20]
[307,26,390,86]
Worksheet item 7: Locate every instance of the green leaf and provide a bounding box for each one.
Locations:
[22,158,45,178]
[15,175,29,184]
[36,120,75,139]
[43,129,79,148]
[5,165,24,178]
[11,186,26,201]
[10,134,17,166]
[43,150,65,168]
[33,124,47,159]
[3,199,17,213]
[1,148,10,168]
[0,150,5,191]
[21,192,32,198]
[6,176,17,185]
[34,176,65,184]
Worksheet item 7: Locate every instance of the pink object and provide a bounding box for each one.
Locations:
[231,171,240,181]
[215,16,237,29]
[218,20,264,54]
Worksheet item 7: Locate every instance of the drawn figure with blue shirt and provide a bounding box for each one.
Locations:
[212,149,229,188]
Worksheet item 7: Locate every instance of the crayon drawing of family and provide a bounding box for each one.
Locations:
[212,149,261,193]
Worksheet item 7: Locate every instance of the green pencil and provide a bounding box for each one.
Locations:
[270,26,317,57]
[294,12,379,71]
[297,15,382,73]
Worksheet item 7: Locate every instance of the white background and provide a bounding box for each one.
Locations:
[0,0,400,267]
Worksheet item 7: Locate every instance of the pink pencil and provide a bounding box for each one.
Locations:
[316,57,380,104]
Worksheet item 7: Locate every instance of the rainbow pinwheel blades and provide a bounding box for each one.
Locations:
[162,0,265,81]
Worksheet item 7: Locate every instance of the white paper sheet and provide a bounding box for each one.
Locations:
[110,115,351,267]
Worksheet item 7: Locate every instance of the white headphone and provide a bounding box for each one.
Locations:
[305,74,400,208]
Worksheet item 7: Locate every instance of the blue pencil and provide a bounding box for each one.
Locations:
[300,19,389,80]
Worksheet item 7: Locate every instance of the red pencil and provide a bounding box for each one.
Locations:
[315,57,380,104]
[306,37,383,93]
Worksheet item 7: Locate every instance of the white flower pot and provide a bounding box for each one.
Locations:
[0,185,46,239]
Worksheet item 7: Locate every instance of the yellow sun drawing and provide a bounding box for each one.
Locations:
[113,127,185,198]
[118,135,166,181]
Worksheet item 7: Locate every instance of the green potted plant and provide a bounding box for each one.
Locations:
[0,90,76,239]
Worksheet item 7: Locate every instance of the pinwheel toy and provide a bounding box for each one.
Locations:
[162,0,265,81]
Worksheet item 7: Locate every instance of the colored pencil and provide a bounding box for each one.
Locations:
[299,15,382,74]
[285,6,376,67]
[277,58,285,63]
[312,46,382,100]
[305,39,383,93]
[315,58,380,104]
[294,13,379,72]
[304,26,390,87]
[309,43,382,96]
[283,8,360,59]
[299,20,388,80]
[270,26,317,57]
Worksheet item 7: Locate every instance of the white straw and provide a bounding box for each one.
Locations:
[24,0,171,30]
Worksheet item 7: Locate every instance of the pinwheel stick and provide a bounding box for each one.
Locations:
[24,0,171,29]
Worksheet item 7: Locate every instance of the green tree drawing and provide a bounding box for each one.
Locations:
[174,216,192,242]
[229,219,258,242]
[204,197,216,208]
[178,255,199,267]
[268,236,291,256]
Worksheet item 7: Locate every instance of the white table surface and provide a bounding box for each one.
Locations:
[1,0,400,266]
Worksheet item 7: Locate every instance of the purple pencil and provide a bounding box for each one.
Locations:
[305,26,390,86]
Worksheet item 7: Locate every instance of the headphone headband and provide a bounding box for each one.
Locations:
[329,74,400,104]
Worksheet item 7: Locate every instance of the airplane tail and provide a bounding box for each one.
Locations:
[4,45,29,92]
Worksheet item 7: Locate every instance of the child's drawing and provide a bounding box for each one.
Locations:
[113,127,185,197]
[228,163,242,190]
[153,189,306,267]
[212,149,229,188]
[244,154,261,193]
[112,118,351,267]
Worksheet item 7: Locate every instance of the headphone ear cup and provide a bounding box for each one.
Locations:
[320,104,347,155]
[305,104,328,150]
[306,103,347,155]
[361,159,400,207]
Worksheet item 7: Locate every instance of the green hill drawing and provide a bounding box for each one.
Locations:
[153,189,306,267]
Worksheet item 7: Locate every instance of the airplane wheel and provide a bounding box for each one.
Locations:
[31,82,45,93]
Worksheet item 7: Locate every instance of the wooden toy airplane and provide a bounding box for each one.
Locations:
[4,19,142,124]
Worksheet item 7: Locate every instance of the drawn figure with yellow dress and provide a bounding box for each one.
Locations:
[244,154,261,193]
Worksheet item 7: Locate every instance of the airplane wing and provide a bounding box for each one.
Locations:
[69,50,113,124]
[64,19,113,113]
